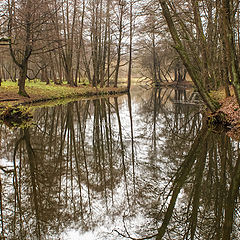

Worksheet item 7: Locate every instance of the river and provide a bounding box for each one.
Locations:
[0,86,239,240]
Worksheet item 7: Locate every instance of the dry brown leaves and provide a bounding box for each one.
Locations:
[218,97,240,140]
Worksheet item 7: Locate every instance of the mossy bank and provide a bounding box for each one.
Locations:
[0,81,128,108]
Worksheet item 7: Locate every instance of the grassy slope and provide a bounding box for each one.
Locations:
[0,81,128,108]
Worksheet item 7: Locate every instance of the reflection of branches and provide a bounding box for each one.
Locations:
[223,154,240,240]
[115,97,130,204]
[160,105,202,141]
[23,128,41,238]
[0,166,14,173]
[115,229,157,240]
[115,215,157,240]
[12,135,25,238]
[2,90,239,240]
[143,88,201,141]
[144,123,240,240]
[156,123,209,240]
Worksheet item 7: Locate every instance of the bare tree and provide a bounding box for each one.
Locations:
[127,0,133,90]
[7,0,57,96]
[114,0,126,87]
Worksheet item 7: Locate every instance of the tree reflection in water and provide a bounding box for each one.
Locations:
[0,87,239,240]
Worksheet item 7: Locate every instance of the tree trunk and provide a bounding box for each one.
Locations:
[160,1,220,112]
[100,0,109,88]
[65,66,74,86]
[152,30,157,85]
[127,0,133,91]
[222,0,240,105]
[114,2,124,87]
[107,5,111,87]
[18,64,30,97]
[0,68,2,86]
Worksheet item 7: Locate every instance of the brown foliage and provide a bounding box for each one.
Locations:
[212,97,240,140]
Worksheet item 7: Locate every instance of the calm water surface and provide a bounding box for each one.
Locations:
[0,87,239,240]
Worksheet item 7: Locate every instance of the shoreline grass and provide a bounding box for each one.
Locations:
[0,80,128,108]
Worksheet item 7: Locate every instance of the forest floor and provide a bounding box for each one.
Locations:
[0,81,128,108]
[210,87,240,140]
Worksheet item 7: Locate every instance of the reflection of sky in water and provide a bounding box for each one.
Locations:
[0,87,202,239]
[0,158,13,167]
[62,230,96,240]
[1,87,239,240]
[61,212,148,240]
[56,87,198,239]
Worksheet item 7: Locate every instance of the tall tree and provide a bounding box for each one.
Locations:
[127,0,133,90]
[60,0,78,86]
[114,0,125,87]
[7,0,56,96]
[221,0,240,105]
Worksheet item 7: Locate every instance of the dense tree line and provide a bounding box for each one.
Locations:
[158,0,240,111]
[137,0,240,111]
[0,0,134,96]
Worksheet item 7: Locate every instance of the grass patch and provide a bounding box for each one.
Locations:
[0,80,128,108]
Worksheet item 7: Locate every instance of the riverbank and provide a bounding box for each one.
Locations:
[209,87,240,140]
[0,81,128,108]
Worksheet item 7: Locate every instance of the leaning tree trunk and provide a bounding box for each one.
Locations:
[160,1,220,112]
